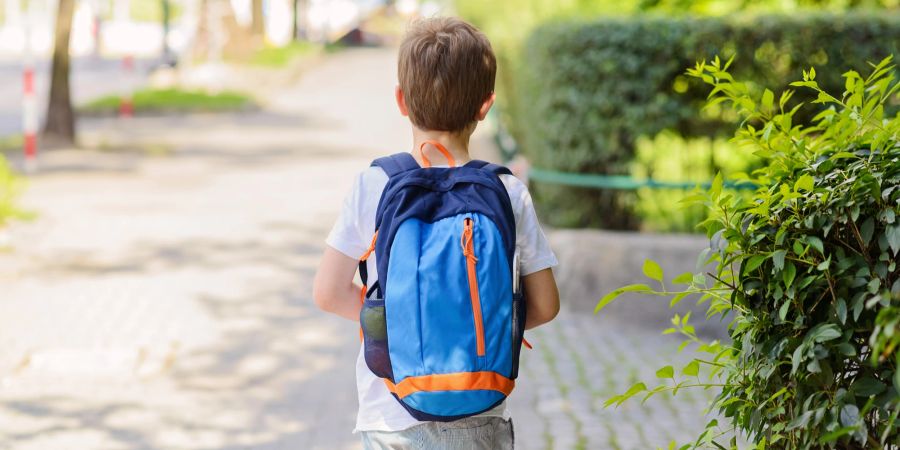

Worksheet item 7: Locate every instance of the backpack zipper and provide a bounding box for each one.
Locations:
[461,217,486,357]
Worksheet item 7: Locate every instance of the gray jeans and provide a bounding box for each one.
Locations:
[360,417,514,450]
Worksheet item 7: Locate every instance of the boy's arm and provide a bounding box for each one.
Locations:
[313,246,364,321]
[522,268,560,330]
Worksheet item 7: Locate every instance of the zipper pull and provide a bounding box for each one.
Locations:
[460,218,478,262]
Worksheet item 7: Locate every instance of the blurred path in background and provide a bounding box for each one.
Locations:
[0,47,715,449]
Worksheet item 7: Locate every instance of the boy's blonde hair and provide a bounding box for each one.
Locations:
[398,17,496,133]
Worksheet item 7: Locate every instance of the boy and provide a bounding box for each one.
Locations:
[313,17,560,449]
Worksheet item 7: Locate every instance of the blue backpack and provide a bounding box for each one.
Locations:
[357,142,527,421]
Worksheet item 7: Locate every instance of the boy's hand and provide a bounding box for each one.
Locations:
[313,246,364,321]
[522,268,560,330]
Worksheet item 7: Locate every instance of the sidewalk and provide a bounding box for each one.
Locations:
[0,47,717,450]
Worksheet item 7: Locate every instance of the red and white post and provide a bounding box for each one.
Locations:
[119,55,134,118]
[22,8,38,173]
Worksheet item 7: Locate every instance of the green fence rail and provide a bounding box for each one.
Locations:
[490,111,756,192]
[527,167,757,191]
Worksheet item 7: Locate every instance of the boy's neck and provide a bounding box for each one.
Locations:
[411,128,473,166]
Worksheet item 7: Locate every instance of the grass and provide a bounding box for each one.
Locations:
[80,88,254,116]
[248,41,319,68]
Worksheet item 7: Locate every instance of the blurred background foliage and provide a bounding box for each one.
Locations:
[0,157,28,233]
[80,88,255,116]
[455,0,900,232]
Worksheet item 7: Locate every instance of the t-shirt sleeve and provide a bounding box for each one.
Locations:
[506,177,559,276]
[325,172,368,259]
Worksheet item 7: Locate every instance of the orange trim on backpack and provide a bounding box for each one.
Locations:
[360,231,378,262]
[461,218,485,356]
[418,140,456,168]
[523,337,533,349]
[383,371,515,399]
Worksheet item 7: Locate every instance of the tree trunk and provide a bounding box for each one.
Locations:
[291,0,299,40]
[298,0,309,39]
[43,0,76,145]
[251,0,264,36]
[161,0,172,63]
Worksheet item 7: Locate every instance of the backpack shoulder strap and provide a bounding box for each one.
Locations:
[371,153,420,178]
[464,159,513,176]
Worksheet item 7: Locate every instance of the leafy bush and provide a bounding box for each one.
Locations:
[632,134,759,232]
[599,56,900,449]
[516,14,900,229]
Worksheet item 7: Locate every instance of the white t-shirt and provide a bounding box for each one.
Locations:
[325,160,559,433]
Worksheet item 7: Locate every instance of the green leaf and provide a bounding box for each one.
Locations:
[853,376,886,397]
[791,345,806,375]
[775,226,787,247]
[840,403,860,427]
[605,382,647,408]
[807,323,842,343]
[671,272,694,284]
[670,292,689,308]
[818,426,857,444]
[794,174,814,192]
[783,261,797,288]
[887,224,900,255]
[595,284,652,313]
[744,254,767,273]
[836,299,847,324]
[860,218,875,245]
[773,250,787,271]
[643,259,664,283]
[710,172,723,200]
[779,300,791,321]
[692,273,706,286]
[836,342,856,356]
[895,354,900,394]
[787,410,815,430]
[682,360,700,377]
[762,88,774,110]
[806,236,824,255]
[792,240,804,256]
[656,365,675,379]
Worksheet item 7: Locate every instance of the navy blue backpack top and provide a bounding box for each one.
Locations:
[357,140,528,421]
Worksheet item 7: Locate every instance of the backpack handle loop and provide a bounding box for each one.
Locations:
[418,140,456,168]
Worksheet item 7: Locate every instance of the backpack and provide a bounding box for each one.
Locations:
[357,141,528,422]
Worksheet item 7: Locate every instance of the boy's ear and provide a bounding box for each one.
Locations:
[395,85,409,117]
[476,92,496,121]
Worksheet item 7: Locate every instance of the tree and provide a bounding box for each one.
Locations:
[292,0,310,40]
[161,0,173,64]
[251,0,264,36]
[43,0,76,145]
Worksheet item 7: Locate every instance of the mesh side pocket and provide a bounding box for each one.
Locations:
[361,297,393,379]
[510,288,527,379]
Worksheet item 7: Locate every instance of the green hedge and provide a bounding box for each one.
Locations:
[515,13,900,229]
